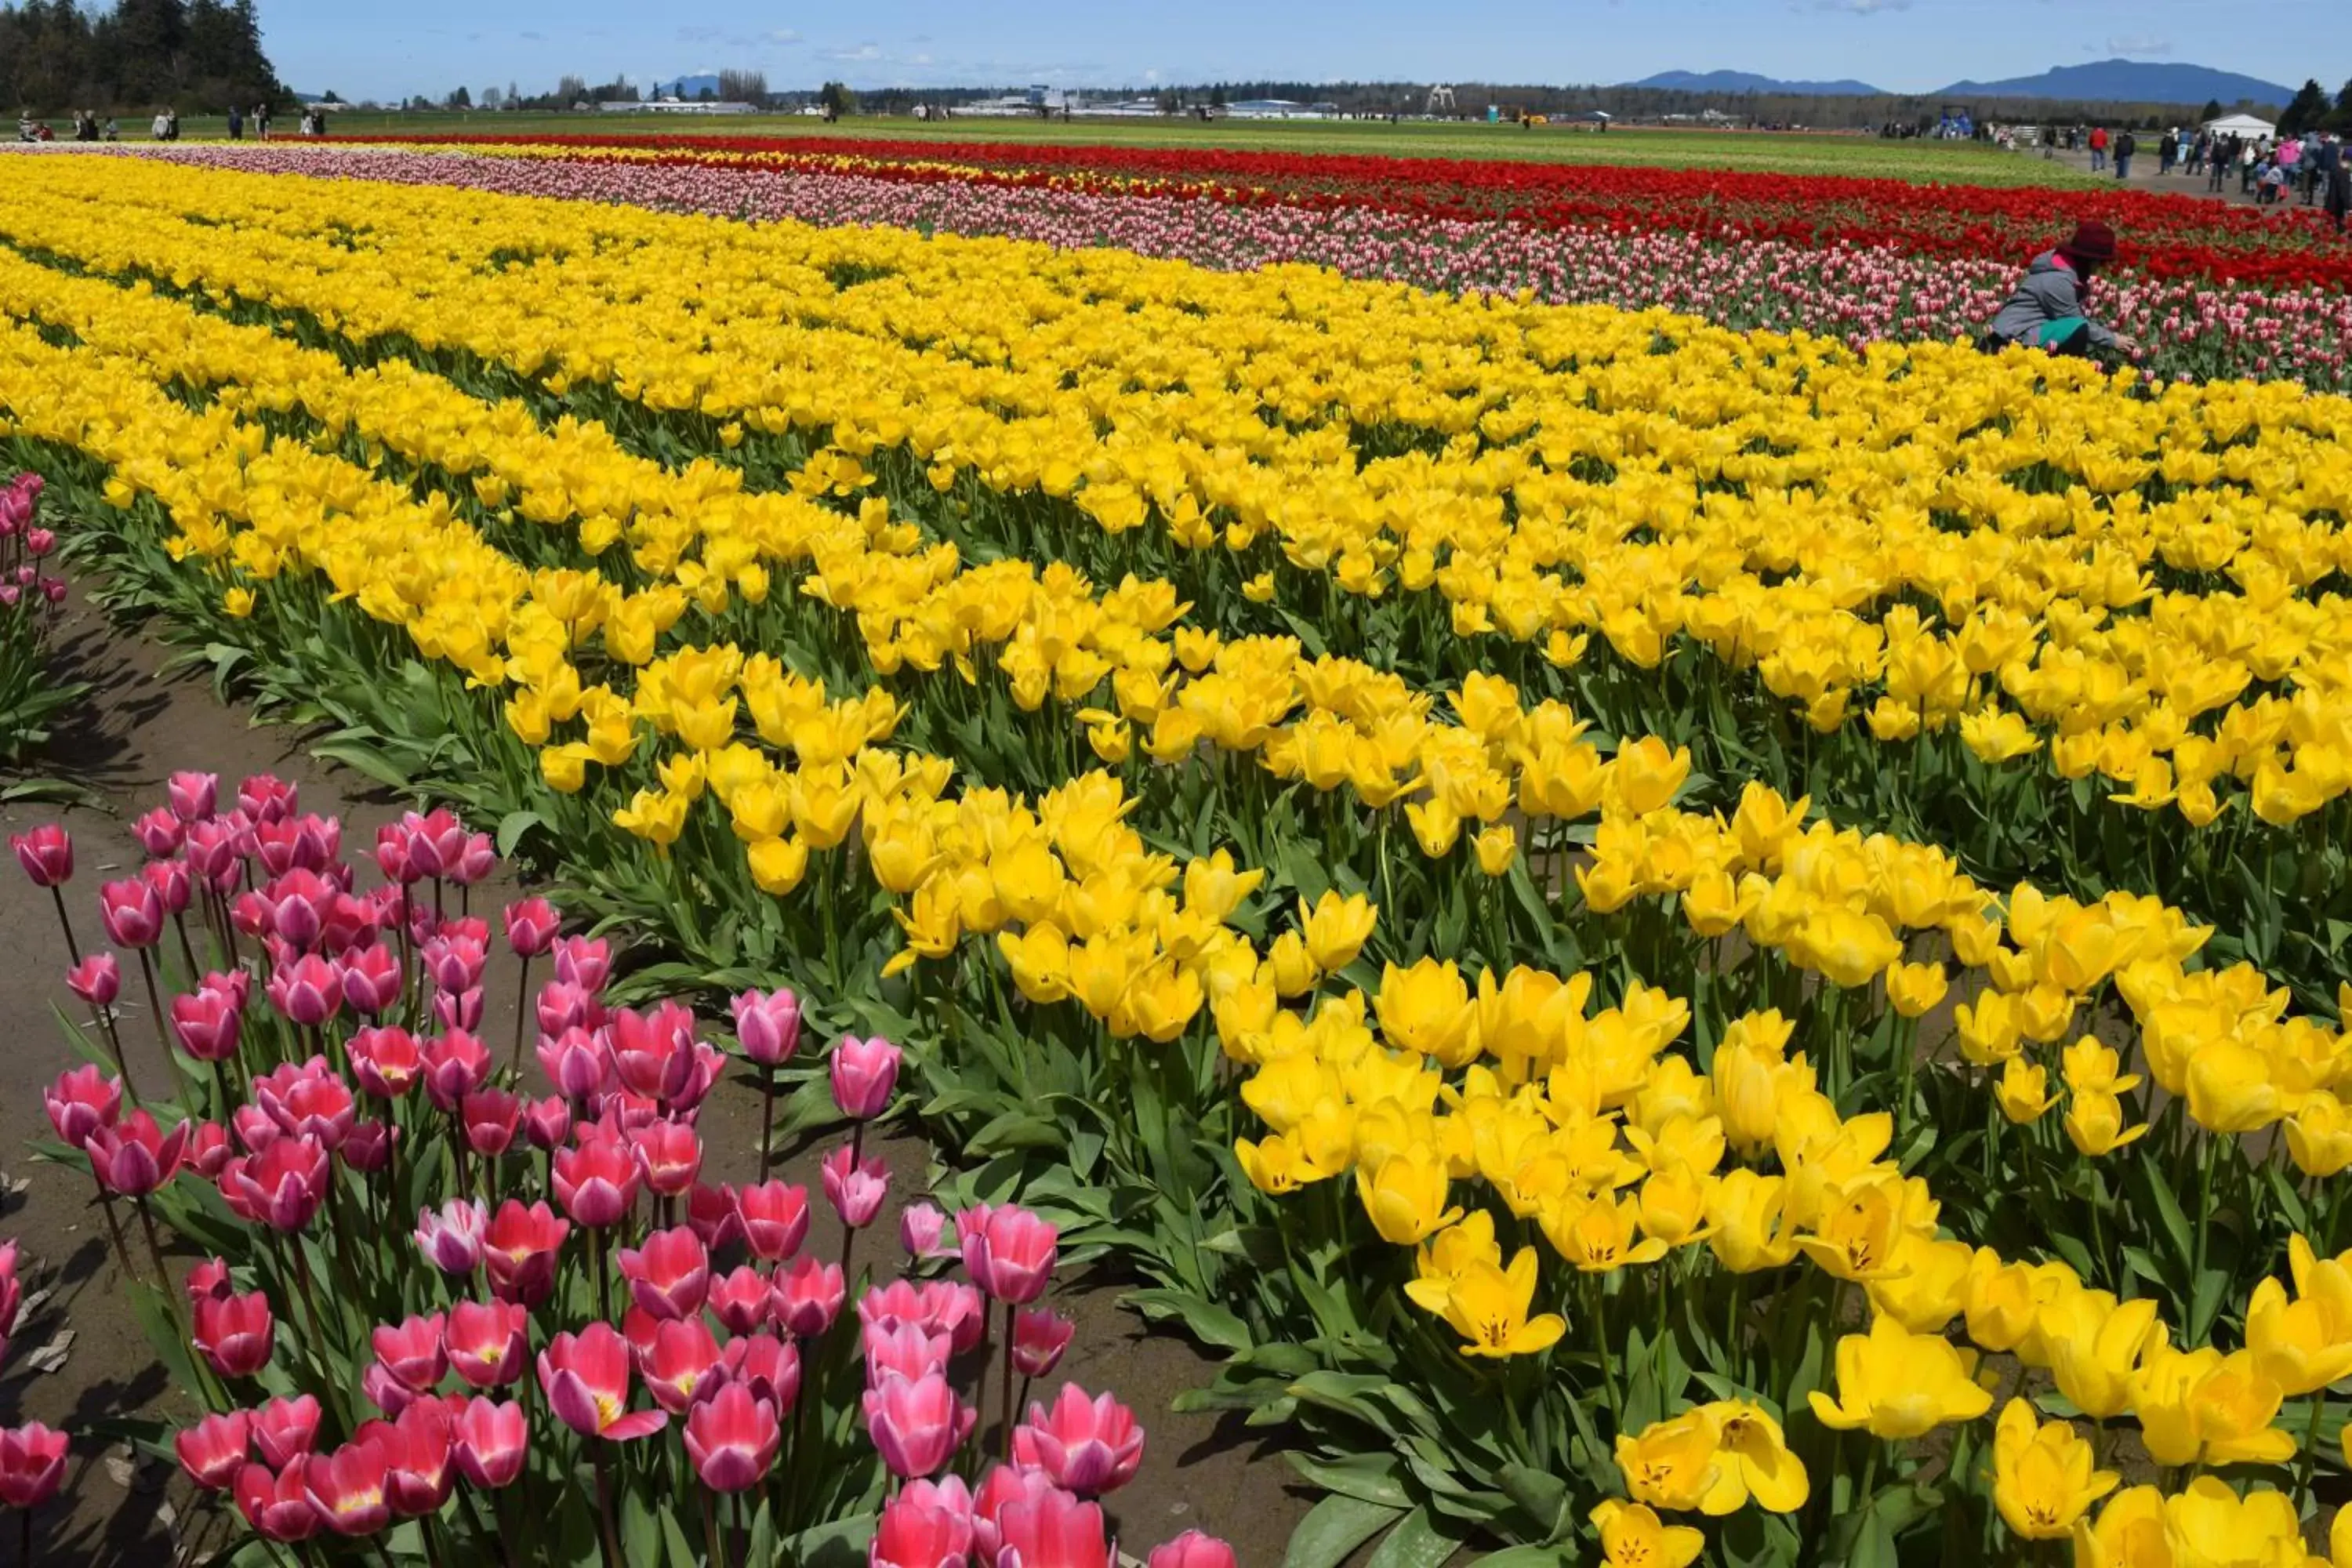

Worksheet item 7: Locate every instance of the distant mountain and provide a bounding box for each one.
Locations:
[1628,70,1887,96]
[650,73,723,100]
[1933,60,2293,107]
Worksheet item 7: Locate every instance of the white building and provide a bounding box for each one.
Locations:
[599,99,759,115]
[1225,98,1341,119]
[2202,112,2277,138]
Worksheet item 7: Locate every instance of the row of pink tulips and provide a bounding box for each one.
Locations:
[8,775,1237,1565]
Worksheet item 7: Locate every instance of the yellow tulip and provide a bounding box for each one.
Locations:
[2128,1344,2294,1469]
[1374,958,1479,1068]
[2286,1094,2352,1179]
[1426,1247,1565,1359]
[2246,1236,2352,1396]
[2045,1293,2161,1421]
[2156,1478,2306,1568]
[1990,1399,2116,1542]
[1706,1169,1799,1274]
[1471,824,1517,877]
[1807,1313,1992,1438]
[1995,1058,2060,1124]
[1864,1234,1976,1334]
[2063,1091,2150,1158]
[1539,1189,1668,1273]
[1590,1500,1703,1568]
[1885,960,1949,1018]
[1354,1148,1462,1247]
[1613,1410,1722,1513]
[1692,1401,1809,1515]
[1298,891,1377,974]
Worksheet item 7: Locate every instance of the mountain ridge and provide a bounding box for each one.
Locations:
[1628,69,1886,96]
[1931,59,2293,107]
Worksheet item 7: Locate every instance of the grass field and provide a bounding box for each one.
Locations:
[154,109,2102,186]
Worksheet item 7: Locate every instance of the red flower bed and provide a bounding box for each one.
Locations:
[350,131,2352,291]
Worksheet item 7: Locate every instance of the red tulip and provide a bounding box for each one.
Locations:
[65,953,119,1008]
[772,1255,846,1338]
[720,1333,800,1414]
[538,1323,667,1441]
[483,1200,569,1307]
[996,1486,1112,1568]
[194,1289,276,1378]
[338,942,404,1016]
[348,1025,423,1099]
[822,1144,890,1229]
[859,1279,983,1354]
[1013,1308,1076,1379]
[185,1256,233,1304]
[1014,1384,1145,1497]
[631,1118,702,1197]
[166,770,218,823]
[396,808,463,879]
[377,1403,455,1517]
[610,1002,697,1103]
[962,1203,1059,1305]
[421,1029,492,1112]
[372,822,415,884]
[251,1395,321,1468]
[221,1134,329,1230]
[687,1180,744,1248]
[9,824,71,887]
[372,1312,448,1394]
[535,1024,608,1101]
[503,896,561,957]
[132,806,185,858]
[874,1475,977,1568]
[452,829,496,885]
[461,1088,524,1157]
[553,1131,640,1228]
[1148,1531,1240,1568]
[171,985,245,1062]
[254,813,340,878]
[550,935,611,993]
[706,1264,771,1335]
[445,1298,528,1389]
[684,1384,780,1493]
[88,1109,189,1196]
[830,1033,901,1120]
[453,1398,526,1489]
[863,1370,972,1479]
[175,1410,250,1491]
[97,876,163,948]
[42,1064,121,1148]
[730,986,801,1066]
[635,1314,727,1414]
[235,1459,321,1542]
[303,1433,393,1537]
[735,1180,811,1261]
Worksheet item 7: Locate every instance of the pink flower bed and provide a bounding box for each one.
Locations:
[13,143,2350,390]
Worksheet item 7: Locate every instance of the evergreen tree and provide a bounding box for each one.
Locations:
[2199,97,2222,124]
[2331,78,2352,132]
[2278,78,2328,135]
[2,0,281,112]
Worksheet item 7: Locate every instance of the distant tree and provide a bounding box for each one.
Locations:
[1209,84,1227,107]
[479,85,500,109]
[2331,78,2352,132]
[1156,88,1178,114]
[2198,96,2222,124]
[818,79,854,117]
[506,79,520,109]
[445,84,470,108]
[321,89,340,103]
[2278,78,2328,135]
[583,76,636,103]
[555,72,588,106]
[716,68,766,105]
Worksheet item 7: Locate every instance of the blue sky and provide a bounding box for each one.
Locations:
[260,0,2347,103]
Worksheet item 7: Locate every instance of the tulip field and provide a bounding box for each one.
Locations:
[0,132,2350,1567]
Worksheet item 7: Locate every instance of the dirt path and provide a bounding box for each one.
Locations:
[0,580,1312,1563]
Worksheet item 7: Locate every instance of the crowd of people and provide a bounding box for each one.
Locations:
[2065,122,2350,231]
[17,101,332,144]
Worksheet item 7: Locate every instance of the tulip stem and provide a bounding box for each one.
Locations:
[590,1443,622,1568]
[593,1228,612,1326]
[136,949,177,1100]
[701,1487,729,1568]
[172,909,200,985]
[49,884,81,966]
[1000,1298,1018,1462]
[2296,1392,2326,1512]
[89,1171,131,1278]
[508,954,532,1082]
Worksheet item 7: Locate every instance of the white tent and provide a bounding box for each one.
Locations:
[2204,112,2276,136]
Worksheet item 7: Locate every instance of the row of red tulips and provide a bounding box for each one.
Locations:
[358,132,2352,290]
[3,776,1240,1566]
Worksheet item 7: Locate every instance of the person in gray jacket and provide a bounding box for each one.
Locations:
[1979,220,2143,358]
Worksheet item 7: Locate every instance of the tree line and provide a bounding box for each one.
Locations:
[2,0,285,114]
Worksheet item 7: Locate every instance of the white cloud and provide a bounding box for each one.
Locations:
[2105,34,2172,55]
[764,30,803,45]
[1817,0,1910,13]
[818,43,884,62]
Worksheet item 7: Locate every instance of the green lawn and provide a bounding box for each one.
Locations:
[167,110,2100,187]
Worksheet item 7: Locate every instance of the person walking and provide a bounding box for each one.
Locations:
[2088,125,2108,171]
[2321,136,2350,235]
[2302,130,2325,206]
[150,107,169,140]
[2114,129,2137,180]
[226,103,243,140]
[2158,129,2176,174]
[2208,136,2233,193]
[254,102,270,140]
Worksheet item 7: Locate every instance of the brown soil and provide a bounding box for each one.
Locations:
[0,582,1314,1563]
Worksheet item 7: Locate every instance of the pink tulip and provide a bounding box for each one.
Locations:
[874,1475,977,1568]
[830,1033,901,1120]
[617,1225,710,1321]
[453,1397,527,1488]
[962,1203,1059,1305]
[303,1432,393,1537]
[99,876,163,948]
[538,1323,667,1441]
[371,1312,449,1393]
[420,1029,492,1112]
[1013,1308,1076,1378]
[706,1264,773,1335]
[1014,1384,1145,1497]
[1148,1531,1239,1568]
[9,824,71,887]
[994,1486,1112,1568]
[862,1370,972,1479]
[167,770,219,823]
[235,1459,321,1542]
[251,1394,321,1468]
[483,1200,569,1307]
[684,1384,781,1493]
[176,1410,251,1491]
[772,1255,846,1338]
[730,985,801,1065]
[349,1025,423,1099]
[132,807,186,857]
[631,1117,702,1196]
[553,1131,640,1228]
[194,1290,276,1378]
[220,1134,329,1230]
[338,942,403,1015]
[43,1064,121,1147]
[88,1109,189,1196]
[735,1180,811,1261]
[66,953,120,1008]
[503,896,560,957]
[634,1312,728,1414]
[171,985,245,1062]
[822,1144,890,1229]
[445,1299,528,1389]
